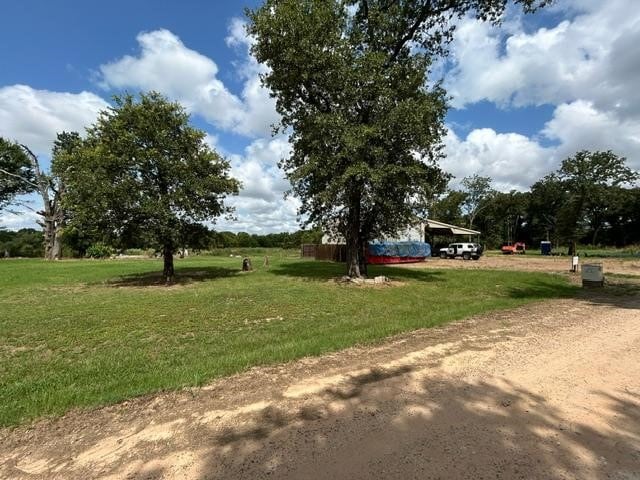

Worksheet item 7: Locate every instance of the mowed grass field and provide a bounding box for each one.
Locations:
[0,253,578,427]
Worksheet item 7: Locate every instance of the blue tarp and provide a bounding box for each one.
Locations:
[368,241,431,258]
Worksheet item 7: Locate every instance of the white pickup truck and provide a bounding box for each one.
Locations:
[438,242,483,260]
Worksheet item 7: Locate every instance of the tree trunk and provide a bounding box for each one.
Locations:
[358,236,368,277]
[51,228,63,259]
[163,245,174,283]
[345,189,362,278]
[591,224,601,246]
[346,229,361,278]
[41,206,63,260]
[43,218,54,259]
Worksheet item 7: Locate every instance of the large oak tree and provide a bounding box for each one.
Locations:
[248,0,549,277]
[59,92,240,281]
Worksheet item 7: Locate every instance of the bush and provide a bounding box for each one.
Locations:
[85,243,114,259]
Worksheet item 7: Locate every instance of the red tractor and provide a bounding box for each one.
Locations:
[501,241,526,254]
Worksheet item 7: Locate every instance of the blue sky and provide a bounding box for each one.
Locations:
[1,0,639,232]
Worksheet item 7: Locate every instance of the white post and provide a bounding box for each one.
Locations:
[571,255,579,273]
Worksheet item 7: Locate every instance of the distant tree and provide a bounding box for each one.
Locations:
[0,228,44,257]
[528,173,567,246]
[59,92,240,282]
[487,190,529,246]
[213,231,239,248]
[249,1,547,277]
[460,175,496,229]
[557,150,638,245]
[430,190,466,226]
[598,186,640,246]
[236,232,254,248]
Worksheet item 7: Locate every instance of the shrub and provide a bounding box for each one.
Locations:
[85,243,114,259]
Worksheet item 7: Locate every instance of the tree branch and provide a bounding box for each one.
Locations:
[385,0,456,65]
[0,167,40,189]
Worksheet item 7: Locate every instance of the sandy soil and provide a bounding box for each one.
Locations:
[401,254,640,276]
[1,290,639,479]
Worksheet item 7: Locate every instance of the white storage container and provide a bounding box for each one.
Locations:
[581,263,604,287]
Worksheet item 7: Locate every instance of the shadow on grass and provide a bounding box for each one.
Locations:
[505,278,579,301]
[268,260,445,283]
[577,280,640,310]
[505,275,640,309]
[105,266,240,287]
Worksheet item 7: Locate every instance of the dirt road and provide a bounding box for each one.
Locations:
[1,290,639,479]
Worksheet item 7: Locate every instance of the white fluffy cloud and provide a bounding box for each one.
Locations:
[99,28,279,137]
[0,85,108,155]
[443,100,640,192]
[0,208,41,231]
[443,127,552,191]
[543,100,640,169]
[439,0,640,190]
[445,0,640,116]
[214,135,299,233]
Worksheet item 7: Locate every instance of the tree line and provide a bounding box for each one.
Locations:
[0,227,322,258]
[431,151,639,249]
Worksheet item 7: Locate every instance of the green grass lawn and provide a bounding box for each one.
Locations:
[0,253,577,427]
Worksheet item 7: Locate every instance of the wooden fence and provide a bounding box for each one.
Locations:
[315,244,347,262]
[300,244,317,258]
[301,243,347,262]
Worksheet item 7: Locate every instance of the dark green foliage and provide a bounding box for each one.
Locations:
[527,173,567,246]
[431,151,639,249]
[556,150,638,245]
[210,228,323,249]
[248,1,546,276]
[0,228,43,257]
[85,242,114,259]
[0,138,36,210]
[59,92,240,279]
[429,190,466,226]
[472,190,529,248]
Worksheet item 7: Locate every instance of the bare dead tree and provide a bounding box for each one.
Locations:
[20,145,64,260]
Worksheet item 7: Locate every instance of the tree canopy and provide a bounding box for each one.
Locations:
[460,174,496,229]
[0,138,36,211]
[248,0,549,277]
[59,92,240,280]
[555,150,638,245]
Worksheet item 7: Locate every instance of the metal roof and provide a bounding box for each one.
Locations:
[424,218,481,236]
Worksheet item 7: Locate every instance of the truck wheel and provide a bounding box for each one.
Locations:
[440,252,447,259]
[462,252,471,260]
[472,256,480,261]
